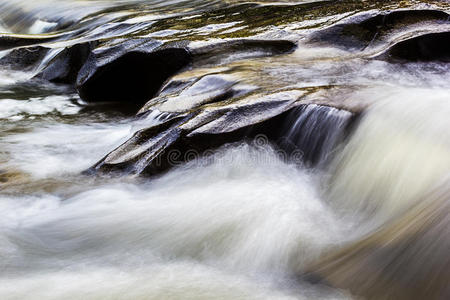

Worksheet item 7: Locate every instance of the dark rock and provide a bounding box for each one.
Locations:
[0,46,49,71]
[85,90,304,176]
[0,34,58,51]
[191,39,297,66]
[378,31,450,62]
[75,38,295,106]
[35,42,92,84]
[76,38,192,105]
[310,10,450,51]
[85,85,358,177]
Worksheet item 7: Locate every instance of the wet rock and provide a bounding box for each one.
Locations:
[378,31,450,62]
[310,10,450,51]
[138,74,240,114]
[75,38,295,106]
[0,46,49,71]
[35,42,92,84]
[0,34,58,51]
[0,42,91,84]
[191,39,297,66]
[303,183,450,300]
[76,38,192,105]
[86,83,359,176]
[85,90,304,176]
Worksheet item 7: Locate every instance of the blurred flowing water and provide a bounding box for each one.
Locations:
[0,0,450,299]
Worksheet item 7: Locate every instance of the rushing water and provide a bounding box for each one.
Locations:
[1,0,450,299]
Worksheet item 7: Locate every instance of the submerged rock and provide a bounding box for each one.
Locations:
[138,74,240,114]
[0,35,296,107]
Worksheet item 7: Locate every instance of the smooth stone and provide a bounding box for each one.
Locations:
[0,34,59,51]
[85,90,305,176]
[190,39,297,66]
[76,38,192,105]
[35,42,92,84]
[0,46,49,71]
[377,31,450,62]
[309,10,450,51]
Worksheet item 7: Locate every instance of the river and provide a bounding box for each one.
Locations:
[0,1,449,299]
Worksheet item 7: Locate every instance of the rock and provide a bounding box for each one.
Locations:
[0,42,91,84]
[310,10,450,51]
[378,31,450,62]
[76,38,192,105]
[75,38,296,105]
[0,46,49,71]
[35,42,92,84]
[85,84,358,176]
[191,39,297,66]
[85,90,305,176]
[303,183,450,300]
[0,34,58,51]
[138,74,240,114]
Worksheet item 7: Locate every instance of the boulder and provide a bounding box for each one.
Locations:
[36,42,92,84]
[190,39,297,66]
[310,10,450,51]
[85,90,304,176]
[85,81,358,176]
[75,38,192,105]
[378,31,450,62]
[0,46,49,71]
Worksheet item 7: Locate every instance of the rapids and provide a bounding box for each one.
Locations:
[1,0,450,299]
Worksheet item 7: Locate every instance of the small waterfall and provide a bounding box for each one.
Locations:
[280,104,354,167]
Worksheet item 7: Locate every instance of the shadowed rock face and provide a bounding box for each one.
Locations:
[76,48,192,104]
[380,31,450,62]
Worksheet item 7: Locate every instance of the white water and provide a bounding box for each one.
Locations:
[327,87,450,230]
[1,1,450,298]
[0,91,352,300]
[0,138,352,299]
